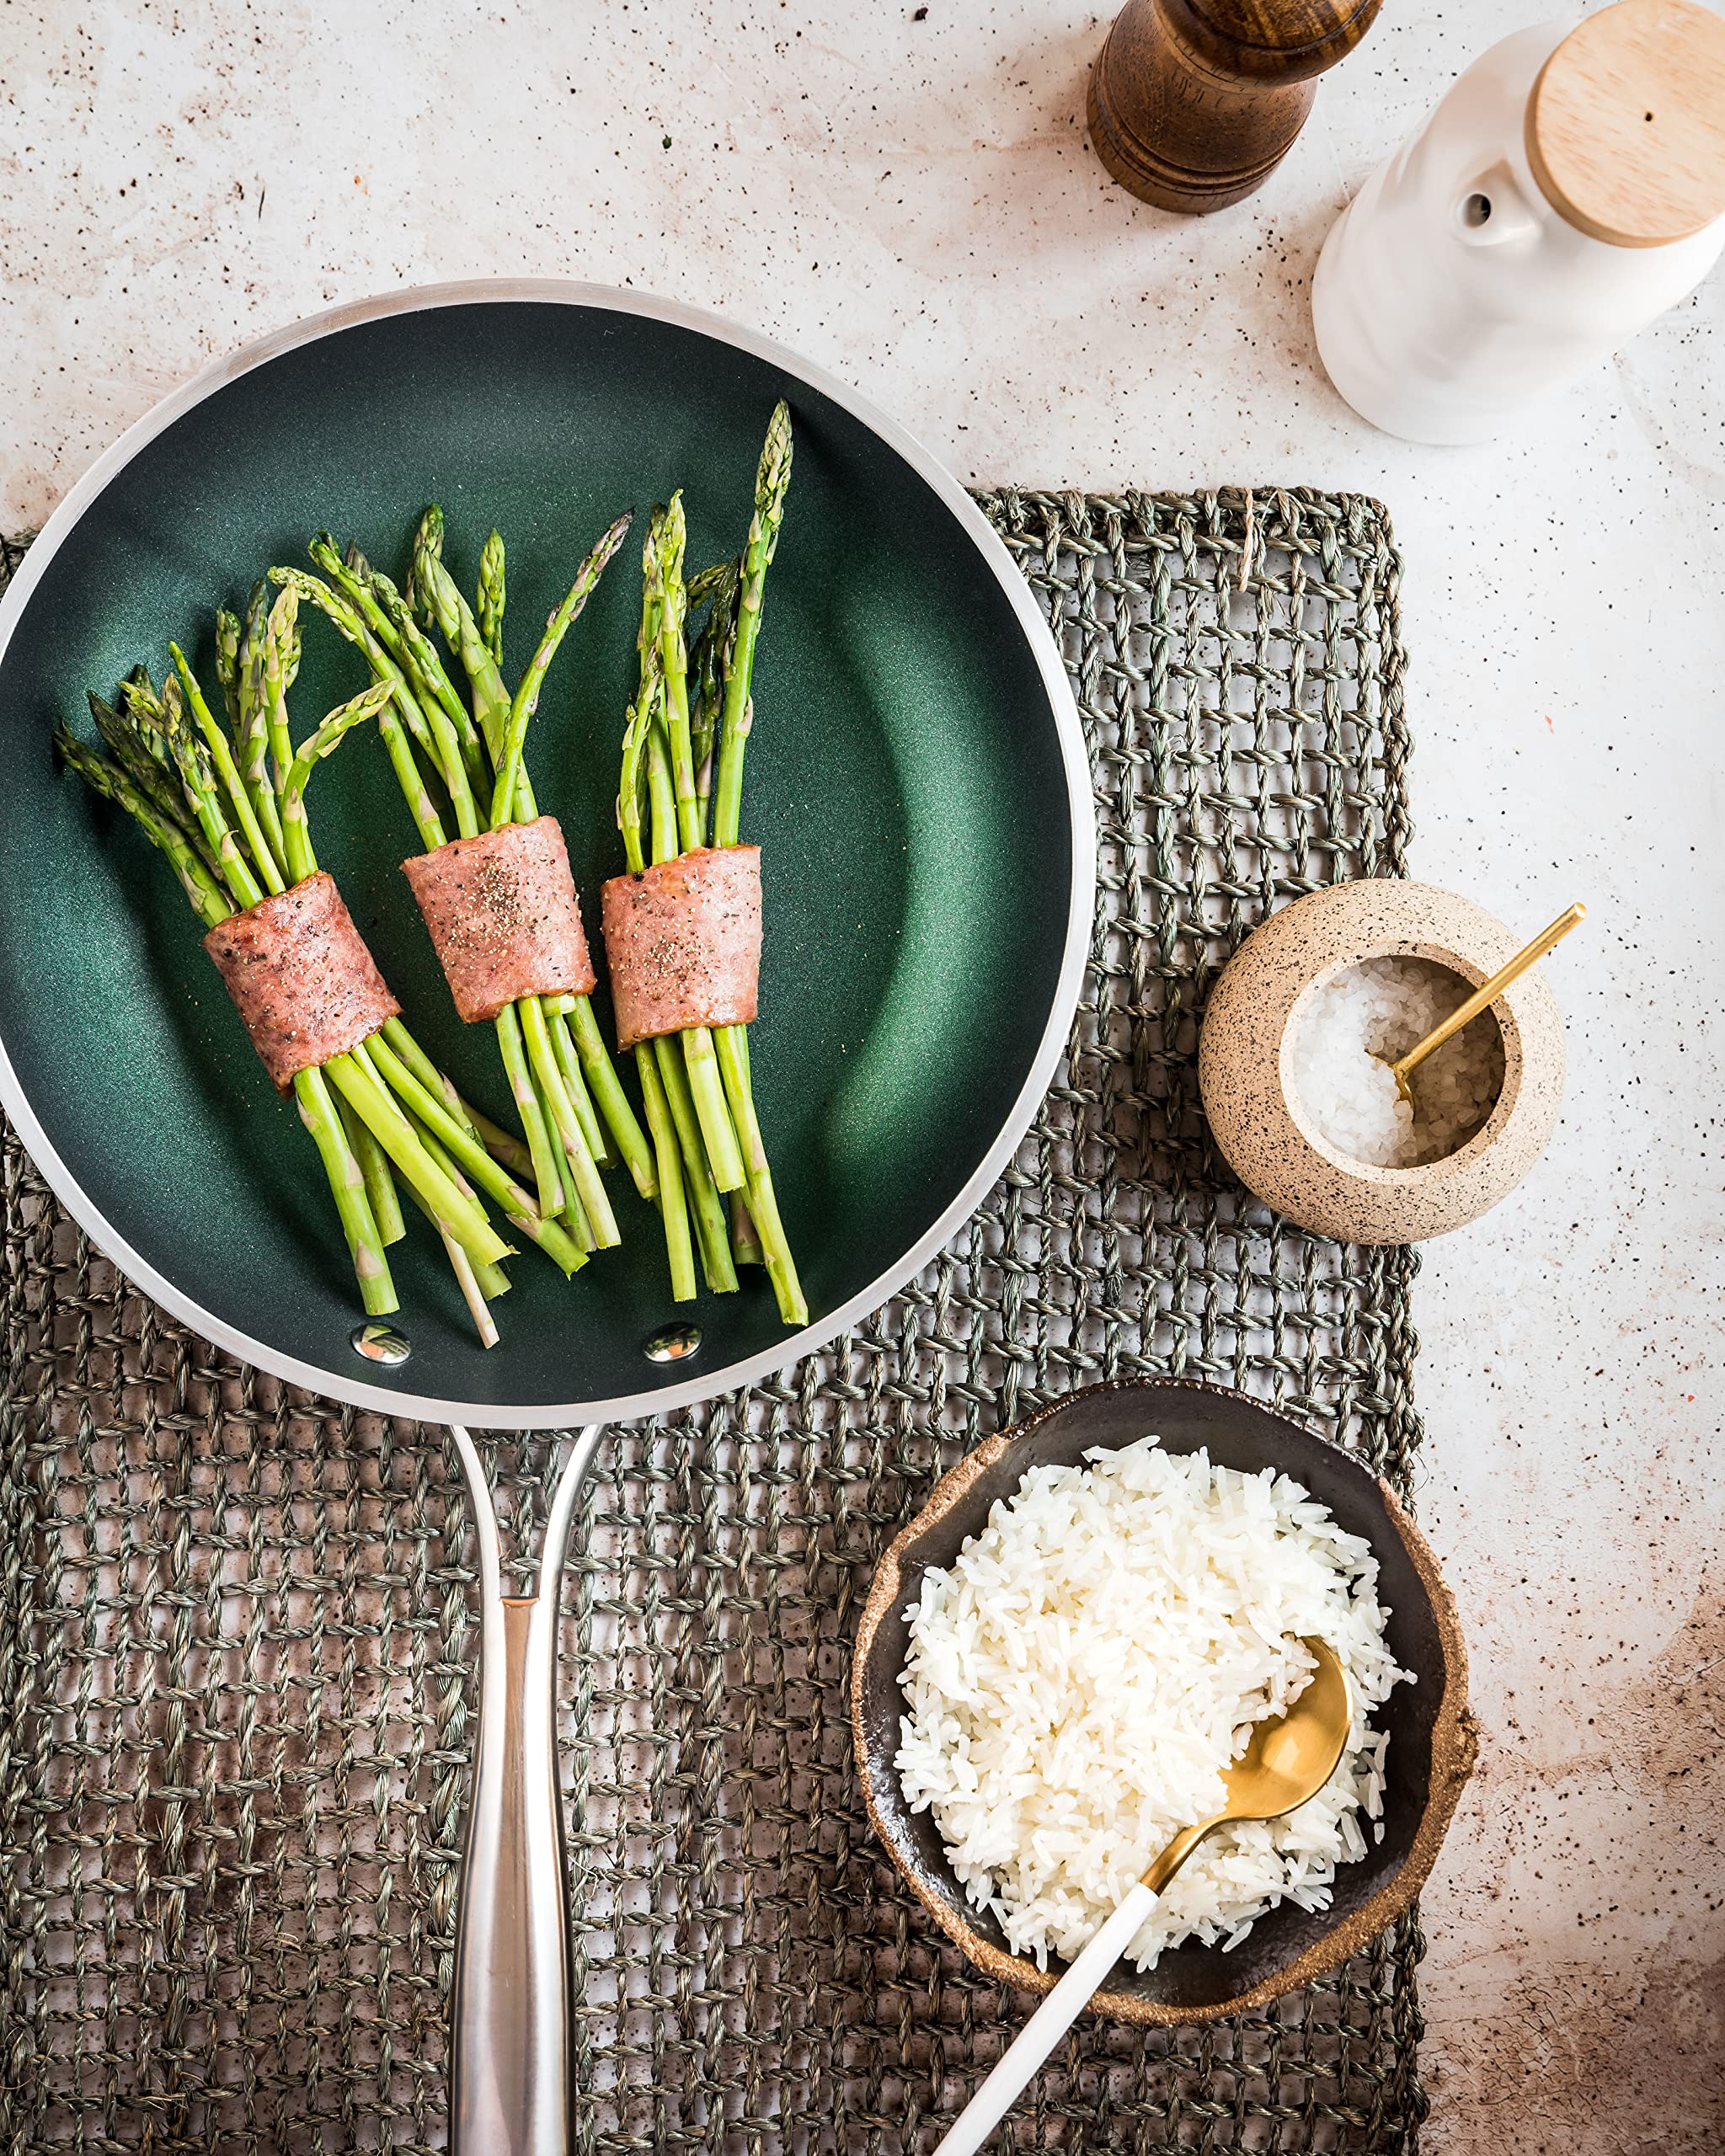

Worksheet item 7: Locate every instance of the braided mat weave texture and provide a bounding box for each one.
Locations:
[0,492,1425,2153]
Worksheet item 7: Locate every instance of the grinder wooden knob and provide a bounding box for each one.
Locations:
[1088,0,1383,215]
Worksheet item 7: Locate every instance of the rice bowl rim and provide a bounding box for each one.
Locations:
[849,1375,1477,2025]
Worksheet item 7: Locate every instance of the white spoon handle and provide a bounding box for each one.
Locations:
[931,1881,1158,2156]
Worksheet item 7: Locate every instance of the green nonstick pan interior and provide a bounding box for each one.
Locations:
[0,286,1088,1422]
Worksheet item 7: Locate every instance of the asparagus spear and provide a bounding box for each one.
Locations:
[85,692,224,884]
[318,537,490,792]
[170,644,286,894]
[646,500,746,1195]
[489,511,632,830]
[301,1072,398,1312]
[219,601,289,877]
[709,402,807,1326]
[338,1094,406,1247]
[158,680,269,910]
[278,680,397,883]
[260,586,299,801]
[688,561,739,829]
[712,401,792,850]
[641,659,737,1294]
[54,727,231,927]
[478,529,506,667]
[409,513,654,1197]
[56,721,400,1314]
[270,567,451,851]
[617,668,697,1299]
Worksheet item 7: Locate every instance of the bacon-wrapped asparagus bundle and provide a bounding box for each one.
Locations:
[607,403,806,1323]
[56,594,587,1344]
[272,511,647,1276]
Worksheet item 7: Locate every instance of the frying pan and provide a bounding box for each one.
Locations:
[0,280,1090,1423]
[0,285,1093,2148]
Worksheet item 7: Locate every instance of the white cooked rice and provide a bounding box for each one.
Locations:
[895,1435,1410,1972]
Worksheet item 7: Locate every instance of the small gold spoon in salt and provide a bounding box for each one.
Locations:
[932,1640,1353,2156]
[1383,901,1585,1106]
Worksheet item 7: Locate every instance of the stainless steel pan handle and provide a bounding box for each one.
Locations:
[448,1422,605,2156]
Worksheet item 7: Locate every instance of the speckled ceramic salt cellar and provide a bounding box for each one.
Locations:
[1199,880,1566,1243]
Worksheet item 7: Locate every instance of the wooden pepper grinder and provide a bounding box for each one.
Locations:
[1088,0,1383,214]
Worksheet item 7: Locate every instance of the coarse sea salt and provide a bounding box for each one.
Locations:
[1285,955,1504,1169]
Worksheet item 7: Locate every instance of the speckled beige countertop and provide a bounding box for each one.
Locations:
[3,2,1722,2147]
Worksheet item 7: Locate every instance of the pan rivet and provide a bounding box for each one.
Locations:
[643,1322,702,1364]
[352,1321,413,1366]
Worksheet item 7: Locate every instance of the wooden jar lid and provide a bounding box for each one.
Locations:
[1526,0,1725,247]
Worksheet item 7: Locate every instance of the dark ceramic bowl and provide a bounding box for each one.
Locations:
[851,1377,1476,2024]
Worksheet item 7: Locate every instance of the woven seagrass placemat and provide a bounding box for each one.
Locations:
[0,488,1425,2153]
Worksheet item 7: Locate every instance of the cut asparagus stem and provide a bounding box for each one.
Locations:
[376,1017,532,1175]
[636,1044,695,1303]
[494,1001,563,1220]
[392,1155,501,1348]
[564,996,656,1200]
[339,1093,407,1246]
[407,1129,509,1294]
[547,1007,607,1162]
[366,1031,587,1277]
[716,1024,806,1325]
[521,998,617,1247]
[729,1190,764,1267]
[294,1065,398,1314]
[324,1049,511,1269]
[405,1113,513,1319]
[446,1235,499,1348]
[681,1024,745,1193]
[652,1034,739,1294]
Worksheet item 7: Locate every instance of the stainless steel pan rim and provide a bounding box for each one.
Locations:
[0,278,1096,1428]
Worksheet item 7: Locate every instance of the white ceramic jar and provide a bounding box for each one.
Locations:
[1312,3,1725,445]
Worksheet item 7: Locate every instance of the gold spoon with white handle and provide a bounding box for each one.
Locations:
[1384,901,1585,1106]
[932,1639,1352,2156]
